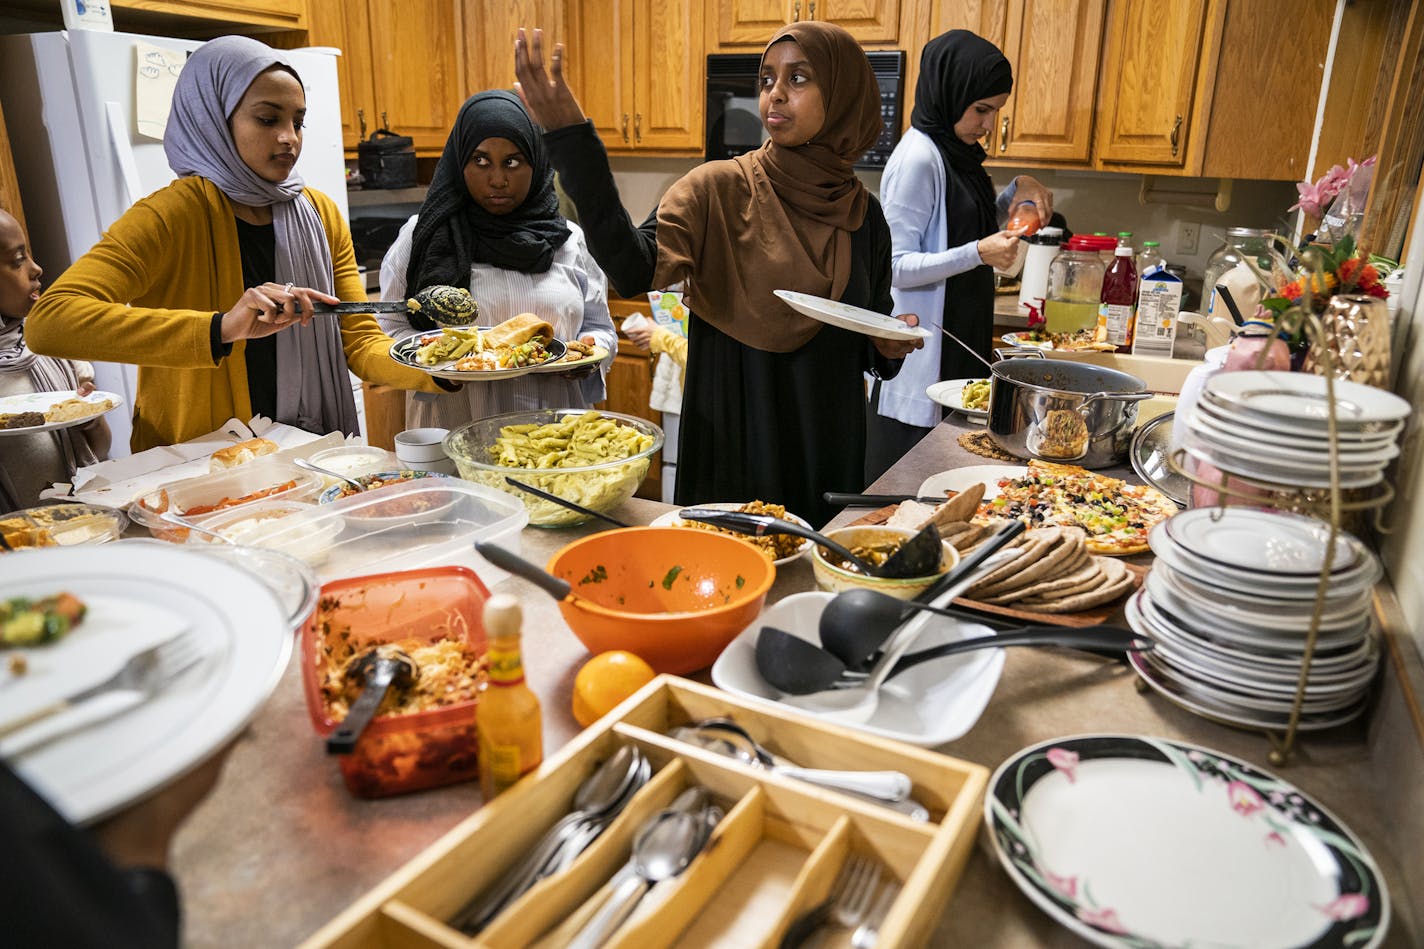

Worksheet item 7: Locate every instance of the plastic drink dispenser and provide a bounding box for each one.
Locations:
[1044,236,1111,334]
[1018,226,1062,319]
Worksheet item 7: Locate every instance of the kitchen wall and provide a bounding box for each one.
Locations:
[606,155,1299,300]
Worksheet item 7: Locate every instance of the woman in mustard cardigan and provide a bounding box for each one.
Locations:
[26,36,442,451]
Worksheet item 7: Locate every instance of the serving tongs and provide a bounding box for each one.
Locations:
[678,509,944,579]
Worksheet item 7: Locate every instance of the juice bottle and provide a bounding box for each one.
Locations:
[1097,245,1138,352]
[477,594,543,798]
[1137,240,1165,278]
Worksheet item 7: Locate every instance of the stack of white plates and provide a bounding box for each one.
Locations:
[1183,370,1408,489]
[1127,507,1381,731]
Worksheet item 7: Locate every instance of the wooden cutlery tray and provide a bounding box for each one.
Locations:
[301,677,989,949]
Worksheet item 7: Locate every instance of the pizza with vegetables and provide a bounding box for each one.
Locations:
[975,460,1177,556]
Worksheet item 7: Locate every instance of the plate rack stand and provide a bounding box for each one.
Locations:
[1161,309,1394,766]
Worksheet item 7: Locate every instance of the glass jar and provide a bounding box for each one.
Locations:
[1045,236,1108,334]
[1202,227,1292,322]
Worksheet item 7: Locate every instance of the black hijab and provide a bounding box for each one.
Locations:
[910,30,1013,377]
[405,90,571,293]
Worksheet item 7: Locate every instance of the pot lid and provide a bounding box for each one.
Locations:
[1129,411,1189,507]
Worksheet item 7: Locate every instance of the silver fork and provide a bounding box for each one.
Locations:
[779,854,882,948]
[0,631,206,752]
[851,878,901,948]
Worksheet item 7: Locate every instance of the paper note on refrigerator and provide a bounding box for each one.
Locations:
[134,41,185,140]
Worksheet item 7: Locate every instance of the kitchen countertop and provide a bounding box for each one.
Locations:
[170,417,1418,948]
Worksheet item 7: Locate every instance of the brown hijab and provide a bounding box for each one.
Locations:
[654,21,881,351]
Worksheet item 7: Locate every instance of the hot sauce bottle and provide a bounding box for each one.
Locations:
[477,594,543,798]
[1098,245,1138,353]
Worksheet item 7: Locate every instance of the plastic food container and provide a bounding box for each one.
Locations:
[0,502,127,550]
[307,444,398,482]
[444,409,663,527]
[183,500,344,566]
[199,479,528,583]
[300,566,491,798]
[129,459,324,542]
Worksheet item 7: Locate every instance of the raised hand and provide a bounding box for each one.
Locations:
[219,282,337,343]
[513,27,588,131]
[1011,175,1054,227]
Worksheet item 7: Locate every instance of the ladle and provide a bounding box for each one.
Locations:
[326,646,418,753]
[759,624,1152,695]
[293,456,366,494]
[568,808,708,949]
[819,520,1025,670]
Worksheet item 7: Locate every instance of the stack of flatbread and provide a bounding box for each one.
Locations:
[886,487,1135,614]
[961,526,1134,613]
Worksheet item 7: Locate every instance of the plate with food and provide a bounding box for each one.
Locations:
[0,542,293,824]
[1000,330,1116,353]
[0,502,127,550]
[773,289,930,342]
[918,464,1028,503]
[650,500,814,566]
[532,340,610,373]
[0,389,123,436]
[927,378,990,420]
[318,471,459,531]
[389,314,567,381]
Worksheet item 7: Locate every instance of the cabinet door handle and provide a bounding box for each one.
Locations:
[357,108,367,140]
[999,115,1010,153]
[793,0,800,21]
[809,0,816,18]
[380,110,389,131]
[621,113,630,143]
[634,113,642,144]
[1170,114,1183,156]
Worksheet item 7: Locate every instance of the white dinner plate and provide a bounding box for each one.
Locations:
[1203,370,1410,427]
[389,326,567,382]
[0,542,294,824]
[773,289,930,342]
[926,378,990,420]
[649,502,813,566]
[986,734,1389,949]
[0,389,124,437]
[710,591,1005,747]
[1160,507,1358,577]
[918,464,1027,502]
[1193,397,1402,445]
[1188,406,1401,462]
[1183,442,1385,490]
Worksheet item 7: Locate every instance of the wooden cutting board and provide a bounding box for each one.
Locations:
[851,506,1148,628]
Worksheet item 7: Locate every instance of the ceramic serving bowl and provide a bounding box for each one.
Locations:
[546,526,774,674]
[810,525,960,601]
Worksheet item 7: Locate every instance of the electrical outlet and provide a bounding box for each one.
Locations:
[1177,221,1200,256]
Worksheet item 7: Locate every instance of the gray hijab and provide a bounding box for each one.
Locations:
[165,35,358,436]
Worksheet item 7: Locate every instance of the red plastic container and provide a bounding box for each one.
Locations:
[301,565,491,798]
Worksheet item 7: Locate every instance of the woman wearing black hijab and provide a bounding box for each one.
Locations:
[865,30,1054,477]
[378,90,617,427]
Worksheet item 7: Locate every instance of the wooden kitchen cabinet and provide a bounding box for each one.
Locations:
[599,299,664,499]
[0,99,26,237]
[709,0,902,49]
[927,0,1104,164]
[463,0,566,97]
[112,0,306,31]
[572,0,704,153]
[1093,0,1208,167]
[303,0,466,155]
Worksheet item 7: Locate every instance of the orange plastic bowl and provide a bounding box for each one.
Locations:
[546,526,775,674]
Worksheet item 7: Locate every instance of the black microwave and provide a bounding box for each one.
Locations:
[704,50,906,169]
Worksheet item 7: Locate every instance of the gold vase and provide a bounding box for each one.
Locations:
[1305,294,1392,388]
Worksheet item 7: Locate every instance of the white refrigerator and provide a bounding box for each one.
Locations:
[0,29,349,456]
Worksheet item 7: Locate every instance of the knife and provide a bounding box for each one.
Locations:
[822,492,950,507]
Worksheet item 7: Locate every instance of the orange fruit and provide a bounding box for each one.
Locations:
[572,651,657,728]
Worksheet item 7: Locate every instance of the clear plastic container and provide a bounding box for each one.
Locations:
[184,479,527,582]
[0,502,127,550]
[307,445,397,482]
[129,459,324,543]
[300,565,492,798]
[1045,236,1109,334]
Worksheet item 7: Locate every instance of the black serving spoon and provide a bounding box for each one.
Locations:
[756,624,1152,696]
[819,520,1025,670]
[326,646,419,754]
[677,509,881,576]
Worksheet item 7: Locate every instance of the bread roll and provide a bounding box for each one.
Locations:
[209,437,279,472]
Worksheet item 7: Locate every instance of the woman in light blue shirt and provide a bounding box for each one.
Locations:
[866,31,1053,478]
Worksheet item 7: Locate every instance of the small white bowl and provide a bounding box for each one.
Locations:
[395,427,451,465]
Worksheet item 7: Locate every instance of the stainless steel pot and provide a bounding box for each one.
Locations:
[987,352,1150,468]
